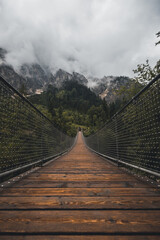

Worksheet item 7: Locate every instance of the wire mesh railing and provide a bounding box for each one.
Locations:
[0,75,75,179]
[84,74,160,181]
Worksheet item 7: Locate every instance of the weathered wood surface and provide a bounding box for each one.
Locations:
[0,237,160,240]
[0,132,160,239]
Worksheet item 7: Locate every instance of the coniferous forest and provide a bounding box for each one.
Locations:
[28,80,109,136]
[28,77,145,137]
[27,56,160,137]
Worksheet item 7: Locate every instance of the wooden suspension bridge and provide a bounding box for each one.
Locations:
[0,132,160,239]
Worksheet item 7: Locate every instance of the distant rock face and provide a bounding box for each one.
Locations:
[0,63,50,94]
[72,72,88,86]
[19,64,50,93]
[0,47,131,102]
[0,64,27,91]
[53,69,72,88]
[52,69,88,88]
[0,63,88,95]
[91,76,116,95]
[91,76,131,103]
[0,47,89,93]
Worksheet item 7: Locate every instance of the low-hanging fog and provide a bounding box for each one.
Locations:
[0,0,159,78]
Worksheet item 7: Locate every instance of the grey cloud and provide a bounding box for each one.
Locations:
[0,0,159,78]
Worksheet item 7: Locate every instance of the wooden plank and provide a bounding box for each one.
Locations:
[0,210,160,233]
[35,170,121,174]
[0,132,160,238]
[0,236,159,240]
[1,187,159,196]
[25,173,136,181]
[0,196,160,209]
[9,180,151,188]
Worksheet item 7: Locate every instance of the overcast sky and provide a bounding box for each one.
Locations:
[0,0,159,78]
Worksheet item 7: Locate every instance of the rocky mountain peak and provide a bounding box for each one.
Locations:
[56,69,71,76]
[0,47,131,102]
[91,76,131,103]
[72,72,88,86]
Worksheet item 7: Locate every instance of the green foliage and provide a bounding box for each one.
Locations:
[86,77,160,179]
[34,104,52,120]
[133,59,160,84]
[116,80,144,105]
[28,80,109,137]
[29,62,160,138]
[0,90,74,173]
[113,58,160,116]
[18,83,28,96]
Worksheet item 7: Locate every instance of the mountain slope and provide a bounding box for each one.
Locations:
[0,47,132,103]
[0,64,27,90]
[91,76,132,103]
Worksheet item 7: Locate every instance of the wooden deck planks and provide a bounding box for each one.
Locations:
[1,196,160,210]
[1,187,159,197]
[0,237,160,240]
[0,210,160,233]
[0,132,160,239]
[5,180,153,188]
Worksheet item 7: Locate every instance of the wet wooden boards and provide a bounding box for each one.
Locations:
[0,132,160,239]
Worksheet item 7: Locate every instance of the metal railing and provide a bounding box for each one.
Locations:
[85,74,160,181]
[0,75,75,180]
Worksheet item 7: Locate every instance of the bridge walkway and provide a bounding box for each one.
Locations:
[0,132,160,239]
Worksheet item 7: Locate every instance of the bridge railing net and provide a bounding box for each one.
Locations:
[85,75,160,179]
[0,76,75,174]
